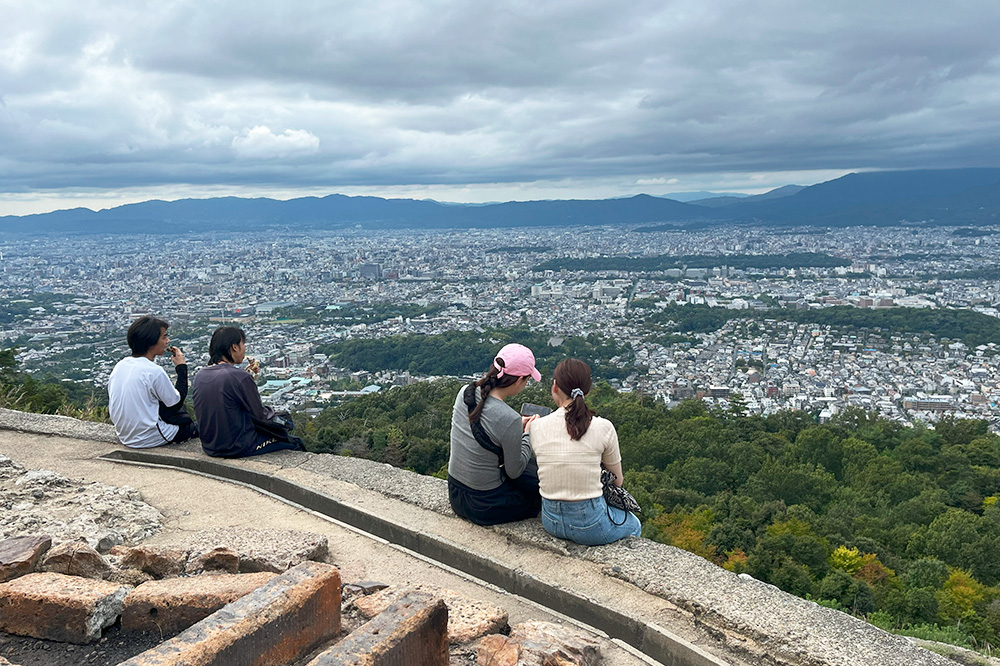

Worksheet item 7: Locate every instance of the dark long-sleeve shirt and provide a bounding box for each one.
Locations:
[191,363,269,457]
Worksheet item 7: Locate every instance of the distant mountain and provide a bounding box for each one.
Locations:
[657,191,751,203]
[690,185,806,208]
[0,193,715,234]
[729,168,1000,226]
[3,168,1000,233]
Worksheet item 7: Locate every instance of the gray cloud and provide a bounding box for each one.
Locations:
[2,0,1000,211]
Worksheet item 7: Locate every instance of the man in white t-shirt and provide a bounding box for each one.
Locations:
[108,315,198,448]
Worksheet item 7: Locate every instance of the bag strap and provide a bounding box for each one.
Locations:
[463,383,506,469]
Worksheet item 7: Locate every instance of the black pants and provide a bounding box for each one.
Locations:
[448,462,541,526]
[159,403,199,443]
[204,437,301,459]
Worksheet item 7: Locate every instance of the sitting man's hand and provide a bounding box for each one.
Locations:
[167,346,186,365]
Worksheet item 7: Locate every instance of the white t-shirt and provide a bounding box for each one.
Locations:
[107,356,181,448]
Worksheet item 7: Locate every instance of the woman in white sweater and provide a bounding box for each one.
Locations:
[529,358,641,545]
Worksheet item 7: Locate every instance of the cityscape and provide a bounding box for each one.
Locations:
[4,222,1000,430]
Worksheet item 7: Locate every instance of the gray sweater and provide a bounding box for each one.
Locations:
[448,385,532,490]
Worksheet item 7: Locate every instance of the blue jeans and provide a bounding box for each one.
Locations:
[541,496,641,546]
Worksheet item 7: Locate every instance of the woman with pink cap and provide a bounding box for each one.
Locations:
[448,343,543,525]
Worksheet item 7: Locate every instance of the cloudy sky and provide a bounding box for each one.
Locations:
[2,0,999,215]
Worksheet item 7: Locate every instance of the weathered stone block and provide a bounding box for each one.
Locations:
[39,541,111,580]
[354,584,507,643]
[307,591,448,666]
[185,546,240,574]
[0,535,51,583]
[118,545,187,578]
[118,561,341,666]
[178,528,329,574]
[0,572,129,644]
[121,572,277,634]
[478,621,602,666]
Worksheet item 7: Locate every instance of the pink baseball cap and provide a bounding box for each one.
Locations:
[494,343,542,382]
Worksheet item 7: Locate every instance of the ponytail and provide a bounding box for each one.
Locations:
[469,358,523,423]
[553,359,594,440]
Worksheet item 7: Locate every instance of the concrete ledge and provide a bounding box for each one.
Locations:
[98,448,739,666]
[307,591,448,666]
[0,408,118,443]
[100,445,959,666]
[117,561,341,666]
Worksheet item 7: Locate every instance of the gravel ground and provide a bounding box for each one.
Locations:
[0,625,162,666]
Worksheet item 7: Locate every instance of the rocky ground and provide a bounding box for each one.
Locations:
[0,455,161,550]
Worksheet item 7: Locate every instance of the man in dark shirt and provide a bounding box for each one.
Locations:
[191,327,303,458]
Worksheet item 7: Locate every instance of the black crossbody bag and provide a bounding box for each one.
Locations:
[463,383,506,469]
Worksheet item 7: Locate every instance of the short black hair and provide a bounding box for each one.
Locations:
[209,326,246,365]
[127,316,168,356]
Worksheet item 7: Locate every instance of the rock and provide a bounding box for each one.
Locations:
[477,634,520,666]
[354,584,507,644]
[118,545,187,579]
[0,535,52,583]
[39,541,111,580]
[107,566,154,587]
[0,459,162,547]
[0,572,130,644]
[341,580,389,599]
[184,547,240,574]
[121,572,278,634]
[96,532,123,554]
[118,562,341,666]
[173,528,329,574]
[479,621,601,666]
[308,591,448,665]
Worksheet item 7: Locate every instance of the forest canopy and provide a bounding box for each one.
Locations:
[316,327,635,380]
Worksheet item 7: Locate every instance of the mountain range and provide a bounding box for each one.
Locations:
[3,168,1000,234]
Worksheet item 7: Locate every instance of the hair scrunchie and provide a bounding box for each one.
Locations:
[570,388,584,399]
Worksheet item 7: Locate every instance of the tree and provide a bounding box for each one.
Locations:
[908,509,1000,586]
[791,427,845,479]
[747,459,836,512]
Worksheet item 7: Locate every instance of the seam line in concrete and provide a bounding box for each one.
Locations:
[99,449,731,666]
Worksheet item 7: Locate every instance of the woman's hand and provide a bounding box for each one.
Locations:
[605,462,625,487]
[522,414,539,432]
